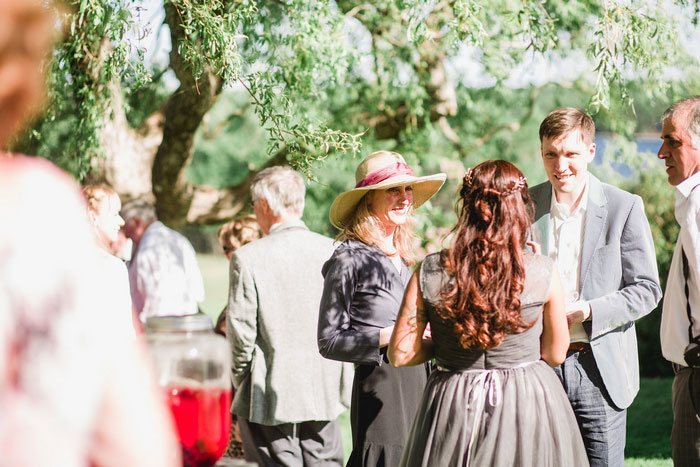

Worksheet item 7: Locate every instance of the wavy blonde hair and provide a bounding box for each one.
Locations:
[336,191,418,265]
[82,185,119,216]
[217,214,261,252]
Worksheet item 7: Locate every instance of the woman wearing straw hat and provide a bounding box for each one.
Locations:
[318,150,446,467]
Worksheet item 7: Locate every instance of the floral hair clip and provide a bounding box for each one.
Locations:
[464,169,526,196]
[503,175,527,196]
[464,168,474,187]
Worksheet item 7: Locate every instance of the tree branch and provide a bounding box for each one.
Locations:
[151,2,222,227]
[187,147,289,224]
[446,87,540,158]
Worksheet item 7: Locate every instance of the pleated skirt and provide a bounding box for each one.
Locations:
[400,361,589,467]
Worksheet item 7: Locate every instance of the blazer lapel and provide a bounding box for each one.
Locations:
[579,175,607,294]
[532,183,553,255]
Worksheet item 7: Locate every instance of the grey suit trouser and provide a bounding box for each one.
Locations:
[671,365,700,466]
[554,348,626,467]
[238,418,343,467]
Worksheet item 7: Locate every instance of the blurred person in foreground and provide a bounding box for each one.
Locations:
[658,96,700,466]
[120,198,205,323]
[318,151,446,467]
[0,157,181,467]
[83,185,136,338]
[389,160,588,466]
[227,166,352,466]
[530,108,661,467]
[0,2,179,464]
[214,214,261,460]
[0,0,53,148]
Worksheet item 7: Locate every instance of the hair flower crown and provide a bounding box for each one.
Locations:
[464,168,527,196]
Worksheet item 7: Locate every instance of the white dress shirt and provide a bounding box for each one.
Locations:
[661,170,700,365]
[128,221,205,322]
[548,178,589,343]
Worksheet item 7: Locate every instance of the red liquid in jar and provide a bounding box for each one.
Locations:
[167,386,232,467]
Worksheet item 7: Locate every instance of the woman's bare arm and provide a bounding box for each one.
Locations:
[540,263,569,366]
[388,271,434,366]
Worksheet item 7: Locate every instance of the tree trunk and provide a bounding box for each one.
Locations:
[91,83,163,201]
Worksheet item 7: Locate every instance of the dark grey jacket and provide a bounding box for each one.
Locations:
[318,239,411,365]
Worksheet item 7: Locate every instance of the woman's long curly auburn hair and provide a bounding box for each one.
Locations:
[438,160,535,350]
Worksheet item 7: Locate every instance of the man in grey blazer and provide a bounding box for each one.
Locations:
[530,108,661,467]
[227,166,352,467]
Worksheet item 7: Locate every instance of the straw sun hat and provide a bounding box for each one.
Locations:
[329,151,447,229]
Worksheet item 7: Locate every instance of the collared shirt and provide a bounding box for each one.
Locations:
[268,218,305,235]
[661,170,700,365]
[548,178,589,343]
[128,221,205,321]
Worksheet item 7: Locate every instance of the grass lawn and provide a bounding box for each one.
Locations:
[197,253,230,322]
[625,377,673,466]
[197,253,675,465]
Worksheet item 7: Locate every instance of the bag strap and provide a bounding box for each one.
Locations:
[682,248,695,342]
[681,247,700,423]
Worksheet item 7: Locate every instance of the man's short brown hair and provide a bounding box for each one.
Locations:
[539,107,595,145]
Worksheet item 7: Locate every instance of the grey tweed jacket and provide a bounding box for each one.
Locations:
[227,219,353,425]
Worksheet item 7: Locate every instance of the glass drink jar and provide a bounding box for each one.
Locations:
[145,315,232,467]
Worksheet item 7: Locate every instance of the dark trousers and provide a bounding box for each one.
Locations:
[554,348,627,467]
[238,418,343,467]
[671,364,700,466]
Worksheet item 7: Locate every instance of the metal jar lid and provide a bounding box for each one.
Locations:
[144,314,214,333]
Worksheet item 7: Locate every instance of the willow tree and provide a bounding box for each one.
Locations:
[18,0,696,227]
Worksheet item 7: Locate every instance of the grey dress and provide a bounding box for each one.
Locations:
[319,240,428,467]
[400,252,588,467]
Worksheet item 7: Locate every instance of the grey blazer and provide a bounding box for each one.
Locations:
[227,220,353,425]
[530,174,661,409]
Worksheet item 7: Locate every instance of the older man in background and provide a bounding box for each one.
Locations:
[227,166,352,467]
[659,96,700,466]
[121,199,205,322]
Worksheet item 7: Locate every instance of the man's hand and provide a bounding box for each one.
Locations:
[566,300,591,328]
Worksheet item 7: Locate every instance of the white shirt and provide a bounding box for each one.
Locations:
[661,170,700,365]
[548,179,589,343]
[96,249,136,339]
[128,221,205,322]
